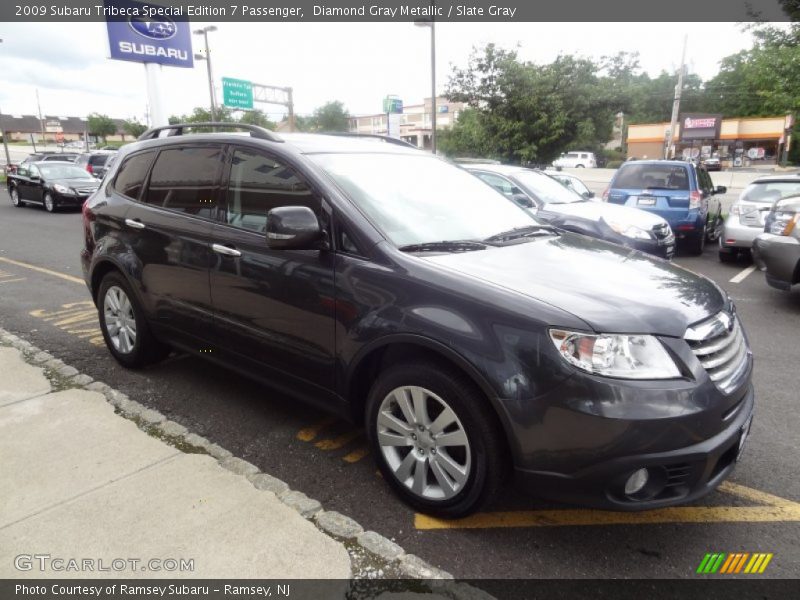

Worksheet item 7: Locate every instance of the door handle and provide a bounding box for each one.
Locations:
[124,218,145,230]
[212,243,242,258]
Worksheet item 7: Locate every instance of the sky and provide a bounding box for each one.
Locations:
[0,21,760,123]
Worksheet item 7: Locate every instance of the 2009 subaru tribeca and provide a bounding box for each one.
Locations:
[81,123,754,518]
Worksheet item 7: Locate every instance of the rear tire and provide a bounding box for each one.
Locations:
[97,272,170,369]
[686,223,707,256]
[366,360,507,518]
[9,186,23,207]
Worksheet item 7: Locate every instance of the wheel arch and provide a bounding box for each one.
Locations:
[345,335,515,456]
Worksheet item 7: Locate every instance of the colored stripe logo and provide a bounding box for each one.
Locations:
[697,553,773,574]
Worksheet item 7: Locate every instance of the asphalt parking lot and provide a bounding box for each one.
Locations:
[1,187,798,580]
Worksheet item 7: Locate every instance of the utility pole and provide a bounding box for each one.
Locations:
[665,35,688,160]
[0,39,9,166]
[36,89,46,147]
[287,87,295,132]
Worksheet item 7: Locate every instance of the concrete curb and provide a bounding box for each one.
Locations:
[0,328,493,598]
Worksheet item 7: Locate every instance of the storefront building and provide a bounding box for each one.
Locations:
[626,115,792,167]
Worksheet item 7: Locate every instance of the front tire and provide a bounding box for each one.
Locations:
[97,272,170,368]
[366,360,507,518]
[43,192,56,213]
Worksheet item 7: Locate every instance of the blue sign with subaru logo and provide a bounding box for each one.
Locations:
[105,1,193,68]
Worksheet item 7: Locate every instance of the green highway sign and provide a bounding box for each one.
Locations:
[222,77,254,110]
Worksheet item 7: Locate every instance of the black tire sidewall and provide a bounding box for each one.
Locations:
[97,273,147,368]
[365,361,504,517]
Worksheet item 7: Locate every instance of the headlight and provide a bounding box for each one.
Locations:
[604,219,653,240]
[53,184,74,194]
[549,329,681,379]
[730,204,740,216]
[768,211,799,236]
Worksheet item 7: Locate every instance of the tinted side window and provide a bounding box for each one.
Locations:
[89,154,110,166]
[145,146,223,219]
[224,148,319,233]
[113,151,156,200]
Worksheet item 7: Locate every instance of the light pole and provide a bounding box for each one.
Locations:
[193,26,218,121]
[0,38,10,167]
[415,12,437,154]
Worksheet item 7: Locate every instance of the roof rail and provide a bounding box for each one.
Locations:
[138,122,283,142]
[321,132,418,149]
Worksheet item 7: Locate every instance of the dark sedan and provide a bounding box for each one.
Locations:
[466,164,676,259]
[6,161,101,212]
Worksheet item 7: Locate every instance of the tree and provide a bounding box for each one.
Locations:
[87,113,118,143]
[122,118,147,138]
[311,101,350,132]
[445,44,628,163]
[238,109,276,130]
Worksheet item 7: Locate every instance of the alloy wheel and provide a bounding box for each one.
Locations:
[44,193,55,212]
[103,285,137,354]
[377,385,471,501]
[10,188,20,206]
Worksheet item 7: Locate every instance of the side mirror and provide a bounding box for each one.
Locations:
[583,190,595,199]
[716,185,727,194]
[511,193,535,209]
[266,206,325,250]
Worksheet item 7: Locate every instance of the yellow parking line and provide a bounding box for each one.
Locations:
[315,430,361,451]
[0,277,26,284]
[717,481,795,507]
[0,257,84,285]
[415,503,800,530]
[343,446,370,463]
[296,417,337,442]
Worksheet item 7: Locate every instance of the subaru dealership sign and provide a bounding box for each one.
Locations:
[105,1,193,68]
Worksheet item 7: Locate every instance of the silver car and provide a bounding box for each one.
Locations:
[719,174,800,262]
[752,195,800,290]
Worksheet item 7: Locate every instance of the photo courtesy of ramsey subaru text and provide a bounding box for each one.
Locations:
[80,123,754,518]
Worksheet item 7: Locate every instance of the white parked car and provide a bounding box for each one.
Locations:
[551,151,597,169]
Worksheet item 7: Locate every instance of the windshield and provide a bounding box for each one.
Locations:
[512,170,585,204]
[741,181,800,203]
[310,153,540,247]
[550,173,590,197]
[613,164,691,190]
[39,165,96,180]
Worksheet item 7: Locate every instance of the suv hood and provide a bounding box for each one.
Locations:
[543,201,667,229]
[422,233,723,337]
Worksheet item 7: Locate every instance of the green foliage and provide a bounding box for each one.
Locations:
[122,118,147,138]
[312,101,350,132]
[238,109,276,129]
[606,160,624,169]
[87,113,118,142]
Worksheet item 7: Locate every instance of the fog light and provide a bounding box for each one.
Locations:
[624,468,649,495]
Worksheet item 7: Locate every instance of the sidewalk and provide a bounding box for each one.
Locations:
[0,343,352,579]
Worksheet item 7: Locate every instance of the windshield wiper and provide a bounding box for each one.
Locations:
[398,240,487,253]
[482,225,558,244]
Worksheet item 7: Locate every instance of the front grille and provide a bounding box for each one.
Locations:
[652,223,675,246]
[685,311,749,394]
[75,188,96,195]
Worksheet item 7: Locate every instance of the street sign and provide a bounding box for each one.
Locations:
[383,96,403,114]
[223,77,254,110]
[105,0,193,68]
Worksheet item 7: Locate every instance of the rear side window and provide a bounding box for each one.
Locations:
[224,147,318,233]
[145,146,223,218]
[113,151,156,200]
[614,164,690,191]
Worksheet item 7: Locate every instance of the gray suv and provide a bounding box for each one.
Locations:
[81,123,754,517]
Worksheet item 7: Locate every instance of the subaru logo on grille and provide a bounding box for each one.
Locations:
[129,17,177,40]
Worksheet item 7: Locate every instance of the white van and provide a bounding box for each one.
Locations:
[552,151,597,169]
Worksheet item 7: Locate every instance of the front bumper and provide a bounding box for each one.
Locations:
[721,215,763,249]
[628,236,675,260]
[514,384,754,510]
[54,192,94,207]
[752,233,800,290]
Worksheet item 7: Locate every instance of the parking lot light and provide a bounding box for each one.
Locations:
[193,26,218,122]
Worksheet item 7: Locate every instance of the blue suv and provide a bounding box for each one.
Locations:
[604,160,726,255]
